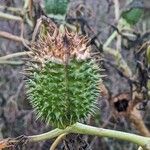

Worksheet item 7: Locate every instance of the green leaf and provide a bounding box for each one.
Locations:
[44,0,68,15]
[122,8,143,25]
[121,0,144,25]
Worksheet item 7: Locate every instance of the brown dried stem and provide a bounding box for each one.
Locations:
[0,31,28,43]
[129,108,150,137]
[128,92,150,136]
[50,133,68,150]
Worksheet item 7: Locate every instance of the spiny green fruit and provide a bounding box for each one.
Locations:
[121,0,144,25]
[26,19,101,128]
[45,0,68,15]
[26,59,100,128]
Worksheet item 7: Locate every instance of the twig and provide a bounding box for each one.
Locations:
[0,51,32,60]
[0,51,33,65]
[20,21,32,50]
[103,31,117,49]
[23,0,34,27]
[32,17,42,42]
[0,60,24,65]
[103,47,133,77]
[50,133,68,150]
[23,0,30,10]
[0,31,28,43]
[0,12,22,21]
[0,30,31,50]
[128,92,150,136]
[113,0,121,52]
[0,6,22,13]
[129,108,150,137]
[28,128,65,142]
[113,0,120,21]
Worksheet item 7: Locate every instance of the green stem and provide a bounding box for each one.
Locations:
[28,123,150,150]
[103,31,117,49]
[70,123,150,149]
[28,128,65,142]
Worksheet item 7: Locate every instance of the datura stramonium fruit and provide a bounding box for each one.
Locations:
[26,18,102,128]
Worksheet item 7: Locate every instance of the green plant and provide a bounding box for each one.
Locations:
[26,20,101,128]
[121,0,144,25]
[44,0,68,15]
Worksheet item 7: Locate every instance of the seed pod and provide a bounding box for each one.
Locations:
[26,19,102,128]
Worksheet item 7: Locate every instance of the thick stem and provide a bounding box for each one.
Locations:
[28,128,65,142]
[70,123,150,150]
[27,123,150,150]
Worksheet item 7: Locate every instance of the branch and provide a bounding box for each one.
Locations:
[23,123,150,149]
[28,128,65,142]
[70,123,150,150]
[113,0,121,52]
[0,31,28,43]
[0,51,32,65]
[103,47,133,77]
[1,123,150,149]
[103,31,117,49]
[0,51,32,60]
[0,31,31,50]
[0,6,22,13]
[0,12,22,21]
[50,133,67,150]
[0,60,24,65]
[113,0,120,21]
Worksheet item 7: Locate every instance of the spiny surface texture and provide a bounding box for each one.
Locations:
[26,17,101,128]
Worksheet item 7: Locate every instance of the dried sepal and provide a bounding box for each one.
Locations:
[31,19,90,65]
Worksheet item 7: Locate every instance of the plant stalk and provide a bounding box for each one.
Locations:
[70,123,150,149]
[28,123,150,150]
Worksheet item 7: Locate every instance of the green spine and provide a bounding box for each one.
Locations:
[26,59,101,128]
